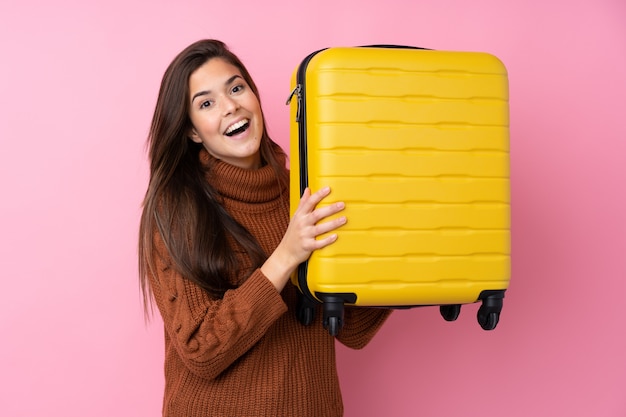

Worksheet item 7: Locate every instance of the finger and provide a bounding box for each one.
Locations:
[313,215,347,236]
[294,187,311,215]
[312,201,345,221]
[300,186,331,212]
[311,233,339,250]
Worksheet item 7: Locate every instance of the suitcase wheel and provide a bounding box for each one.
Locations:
[296,291,318,326]
[297,304,316,326]
[319,295,347,337]
[476,290,505,330]
[324,316,342,337]
[440,304,461,321]
[477,309,500,330]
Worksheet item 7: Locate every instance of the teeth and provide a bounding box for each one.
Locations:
[225,119,249,135]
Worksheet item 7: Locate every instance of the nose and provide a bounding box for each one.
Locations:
[221,94,239,115]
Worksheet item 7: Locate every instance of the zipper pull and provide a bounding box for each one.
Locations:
[285,84,301,105]
[286,84,303,122]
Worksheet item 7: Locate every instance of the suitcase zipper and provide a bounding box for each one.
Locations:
[285,84,302,122]
[286,48,328,305]
[287,48,327,194]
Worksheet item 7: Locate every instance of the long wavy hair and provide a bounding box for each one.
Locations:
[138,39,288,312]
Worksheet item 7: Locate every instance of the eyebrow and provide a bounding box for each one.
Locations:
[191,75,243,103]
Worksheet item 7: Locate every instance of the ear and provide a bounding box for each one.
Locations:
[188,128,202,144]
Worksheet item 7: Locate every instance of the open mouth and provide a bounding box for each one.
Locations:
[225,119,250,137]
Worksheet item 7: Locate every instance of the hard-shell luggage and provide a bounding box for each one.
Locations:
[286,45,510,336]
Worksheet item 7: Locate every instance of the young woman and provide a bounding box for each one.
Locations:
[138,39,391,417]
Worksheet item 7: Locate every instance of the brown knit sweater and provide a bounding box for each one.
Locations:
[149,151,391,417]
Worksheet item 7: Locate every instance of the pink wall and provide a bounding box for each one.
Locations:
[1,0,624,415]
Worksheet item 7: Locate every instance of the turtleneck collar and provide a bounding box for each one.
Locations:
[199,149,287,205]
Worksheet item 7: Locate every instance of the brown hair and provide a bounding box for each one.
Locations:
[138,39,288,312]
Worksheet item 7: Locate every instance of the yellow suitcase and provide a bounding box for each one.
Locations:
[286,46,510,335]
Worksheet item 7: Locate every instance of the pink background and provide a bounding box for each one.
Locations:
[1,0,625,416]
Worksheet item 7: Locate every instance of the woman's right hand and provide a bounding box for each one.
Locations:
[261,186,346,292]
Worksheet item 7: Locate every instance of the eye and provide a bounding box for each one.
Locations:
[231,84,245,94]
[199,99,213,109]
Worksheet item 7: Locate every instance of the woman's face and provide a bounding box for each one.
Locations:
[188,58,264,170]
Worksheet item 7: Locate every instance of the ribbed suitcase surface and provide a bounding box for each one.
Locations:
[288,46,510,333]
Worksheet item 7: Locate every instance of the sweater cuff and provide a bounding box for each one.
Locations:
[236,270,288,323]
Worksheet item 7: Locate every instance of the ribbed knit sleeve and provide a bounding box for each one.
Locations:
[151,246,287,380]
[337,307,392,350]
